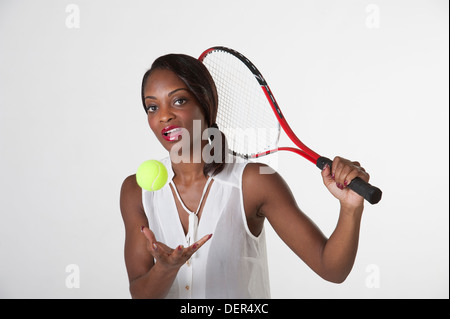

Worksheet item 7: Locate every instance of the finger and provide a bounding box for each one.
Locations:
[332,157,346,185]
[172,244,184,259]
[338,163,354,186]
[347,161,370,183]
[343,168,360,188]
[141,226,162,258]
[149,242,163,260]
[190,234,213,253]
[321,163,335,188]
[141,226,157,244]
[333,157,361,189]
[331,156,343,181]
[181,234,213,260]
[337,160,370,186]
[356,166,370,183]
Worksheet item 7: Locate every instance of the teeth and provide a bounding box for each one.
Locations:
[164,128,181,136]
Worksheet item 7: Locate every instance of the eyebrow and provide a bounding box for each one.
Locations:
[144,88,189,100]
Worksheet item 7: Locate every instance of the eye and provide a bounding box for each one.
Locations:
[145,105,158,113]
[174,98,187,106]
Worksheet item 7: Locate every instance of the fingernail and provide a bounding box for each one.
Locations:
[192,243,198,250]
[152,242,157,250]
[208,234,213,240]
[332,173,335,180]
[177,245,183,251]
[337,183,344,190]
[344,180,349,187]
[140,225,145,232]
[322,164,328,171]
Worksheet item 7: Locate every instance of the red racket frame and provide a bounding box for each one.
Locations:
[199,46,320,165]
[199,46,382,204]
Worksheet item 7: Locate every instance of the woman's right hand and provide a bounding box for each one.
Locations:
[141,226,212,271]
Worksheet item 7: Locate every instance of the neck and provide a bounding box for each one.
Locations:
[169,139,210,185]
[170,158,208,186]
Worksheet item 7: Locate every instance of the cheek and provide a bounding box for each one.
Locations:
[190,107,208,128]
[147,115,159,134]
[186,112,208,136]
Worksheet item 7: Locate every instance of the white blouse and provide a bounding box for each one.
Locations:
[142,157,271,298]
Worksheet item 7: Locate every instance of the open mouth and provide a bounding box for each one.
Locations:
[161,125,183,141]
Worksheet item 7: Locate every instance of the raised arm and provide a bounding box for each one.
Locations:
[243,157,368,283]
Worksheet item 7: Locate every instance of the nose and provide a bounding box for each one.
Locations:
[158,105,174,124]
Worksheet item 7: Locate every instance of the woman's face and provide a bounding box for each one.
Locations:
[143,68,208,153]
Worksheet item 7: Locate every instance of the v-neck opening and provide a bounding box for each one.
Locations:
[169,177,215,239]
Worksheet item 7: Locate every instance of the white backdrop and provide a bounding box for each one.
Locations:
[0,0,448,298]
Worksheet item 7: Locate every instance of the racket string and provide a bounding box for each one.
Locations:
[203,50,280,158]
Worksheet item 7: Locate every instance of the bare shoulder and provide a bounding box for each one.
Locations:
[121,174,139,194]
[243,162,290,196]
[242,162,298,217]
[120,174,140,205]
[243,162,277,183]
[120,174,146,225]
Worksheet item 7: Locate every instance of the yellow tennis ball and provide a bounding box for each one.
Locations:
[136,160,168,191]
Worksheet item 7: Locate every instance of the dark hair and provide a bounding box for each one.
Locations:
[141,54,227,177]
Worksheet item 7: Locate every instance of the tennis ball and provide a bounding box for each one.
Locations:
[136,160,168,191]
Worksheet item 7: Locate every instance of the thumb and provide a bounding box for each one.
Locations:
[321,164,334,187]
[141,225,157,244]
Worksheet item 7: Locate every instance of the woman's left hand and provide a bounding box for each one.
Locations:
[321,156,370,209]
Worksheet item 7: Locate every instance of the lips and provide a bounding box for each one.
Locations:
[161,125,183,141]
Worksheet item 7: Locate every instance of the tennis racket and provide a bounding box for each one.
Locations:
[199,46,382,204]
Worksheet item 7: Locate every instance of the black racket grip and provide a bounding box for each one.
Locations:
[316,157,382,204]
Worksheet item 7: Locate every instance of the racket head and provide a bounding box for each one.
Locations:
[200,47,382,205]
[199,47,281,159]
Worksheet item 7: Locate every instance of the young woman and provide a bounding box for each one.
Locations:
[120,53,371,299]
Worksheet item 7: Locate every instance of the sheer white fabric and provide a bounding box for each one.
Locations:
[142,157,271,299]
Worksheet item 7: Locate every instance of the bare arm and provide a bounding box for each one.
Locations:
[243,157,368,283]
[120,174,171,298]
[120,175,211,298]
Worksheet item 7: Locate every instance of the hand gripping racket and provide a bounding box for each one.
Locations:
[199,46,382,204]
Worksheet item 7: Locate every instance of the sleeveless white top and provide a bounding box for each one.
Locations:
[142,157,271,299]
